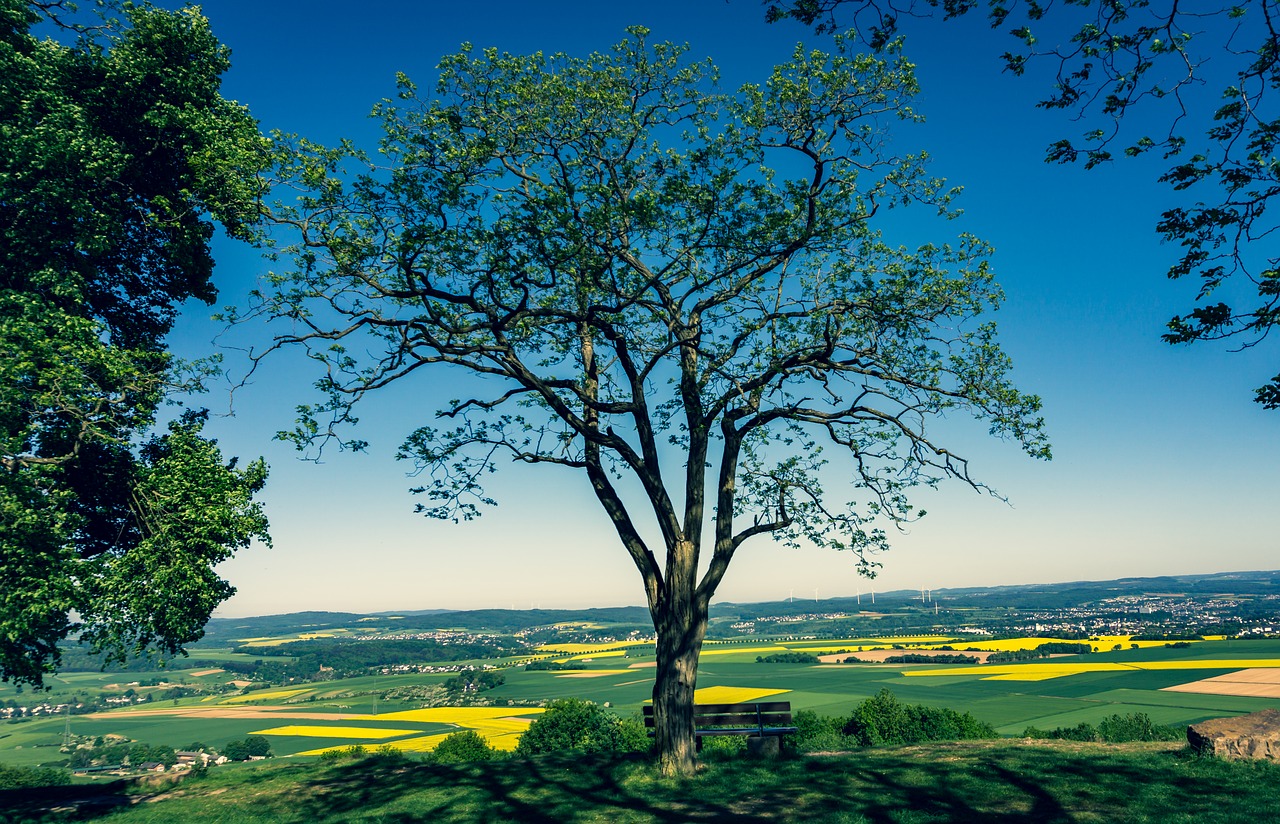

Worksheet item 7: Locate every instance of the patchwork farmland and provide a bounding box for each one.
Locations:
[6,634,1280,768]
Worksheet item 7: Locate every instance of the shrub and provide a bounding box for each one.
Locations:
[0,763,70,790]
[1098,713,1183,743]
[369,744,408,763]
[793,709,853,752]
[1021,713,1182,743]
[432,730,496,763]
[843,689,910,746]
[842,689,997,746]
[516,698,649,755]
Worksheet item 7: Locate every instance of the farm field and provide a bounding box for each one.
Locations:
[5,637,1280,766]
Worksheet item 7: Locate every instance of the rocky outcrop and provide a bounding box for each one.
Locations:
[1187,709,1280,760]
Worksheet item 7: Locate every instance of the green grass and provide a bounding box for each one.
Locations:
[5,742,1280,823]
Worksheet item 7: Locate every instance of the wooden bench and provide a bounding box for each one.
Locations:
[642,701,796,753]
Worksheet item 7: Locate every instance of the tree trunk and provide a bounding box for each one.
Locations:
[652,596,707,776]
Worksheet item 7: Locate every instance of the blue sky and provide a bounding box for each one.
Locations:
[156,1,1277,617]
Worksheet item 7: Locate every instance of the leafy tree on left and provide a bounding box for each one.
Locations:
[0,0,270,687]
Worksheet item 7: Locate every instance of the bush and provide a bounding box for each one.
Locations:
[1021,713,1183,743]
[793,709,853,752]
[0,763,70,790]
[432,730,496,763]
[842,689,997,746]
[516,698,650,755]
[1097,713,1180,742]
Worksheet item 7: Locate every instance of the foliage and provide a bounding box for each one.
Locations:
[882,653,977,663]
[792,691,997,751]
[766,0,1280,407]
[987,642,1091,663]
[756,652,820,663]
[1022,712,1184,744]
[0,0,270,687]
[524,659,589,671]
[67,741,177,769]
[318,745,367,762]
[0,762,70,790]
[430,729,497,763]
[254,24,1047,774]
[792,708,851,751]
[515,698,650,756]
[841,689,997,746]
[222,735,273,761]
[443,668,506,694]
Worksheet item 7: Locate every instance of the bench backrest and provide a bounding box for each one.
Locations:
[641,701,792,730]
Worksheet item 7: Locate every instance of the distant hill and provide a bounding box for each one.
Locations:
[199,569,1280,640]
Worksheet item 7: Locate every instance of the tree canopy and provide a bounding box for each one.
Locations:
[0,0,270,686]
[254,28,1048,773]
[765,0,1280,408]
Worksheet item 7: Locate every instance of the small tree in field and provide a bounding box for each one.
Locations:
[253,29,1049,775]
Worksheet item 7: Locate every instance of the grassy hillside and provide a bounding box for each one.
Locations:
[5,742,1280,823]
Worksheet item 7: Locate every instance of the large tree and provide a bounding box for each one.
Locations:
[766,0,1280,408]
[254,30,1049,774]
[0,0,270,686]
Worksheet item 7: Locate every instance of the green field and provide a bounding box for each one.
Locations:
[5,637,1280,766]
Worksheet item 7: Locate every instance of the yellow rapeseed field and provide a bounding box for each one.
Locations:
[375,707,545,724]
[221,688,310,704]
[462,717,538,736]
[905,663,1135,679]
[775,644,896,654]
[906,657,1280,681]
[249,725,422,739]
[691,686,789,703]
[1139,659,1280,670]
[296,733,451,756]
[295,716,535,755]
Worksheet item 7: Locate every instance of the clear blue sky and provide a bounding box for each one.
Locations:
[158,1,1277,617]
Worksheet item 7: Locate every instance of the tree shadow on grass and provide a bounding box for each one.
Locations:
[268,744,1230,824]
[283,753,773,824]
[9,743,1280,823]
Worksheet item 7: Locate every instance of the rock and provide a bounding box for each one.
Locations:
[745,735,780,758]
[1187,709,1280,760]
